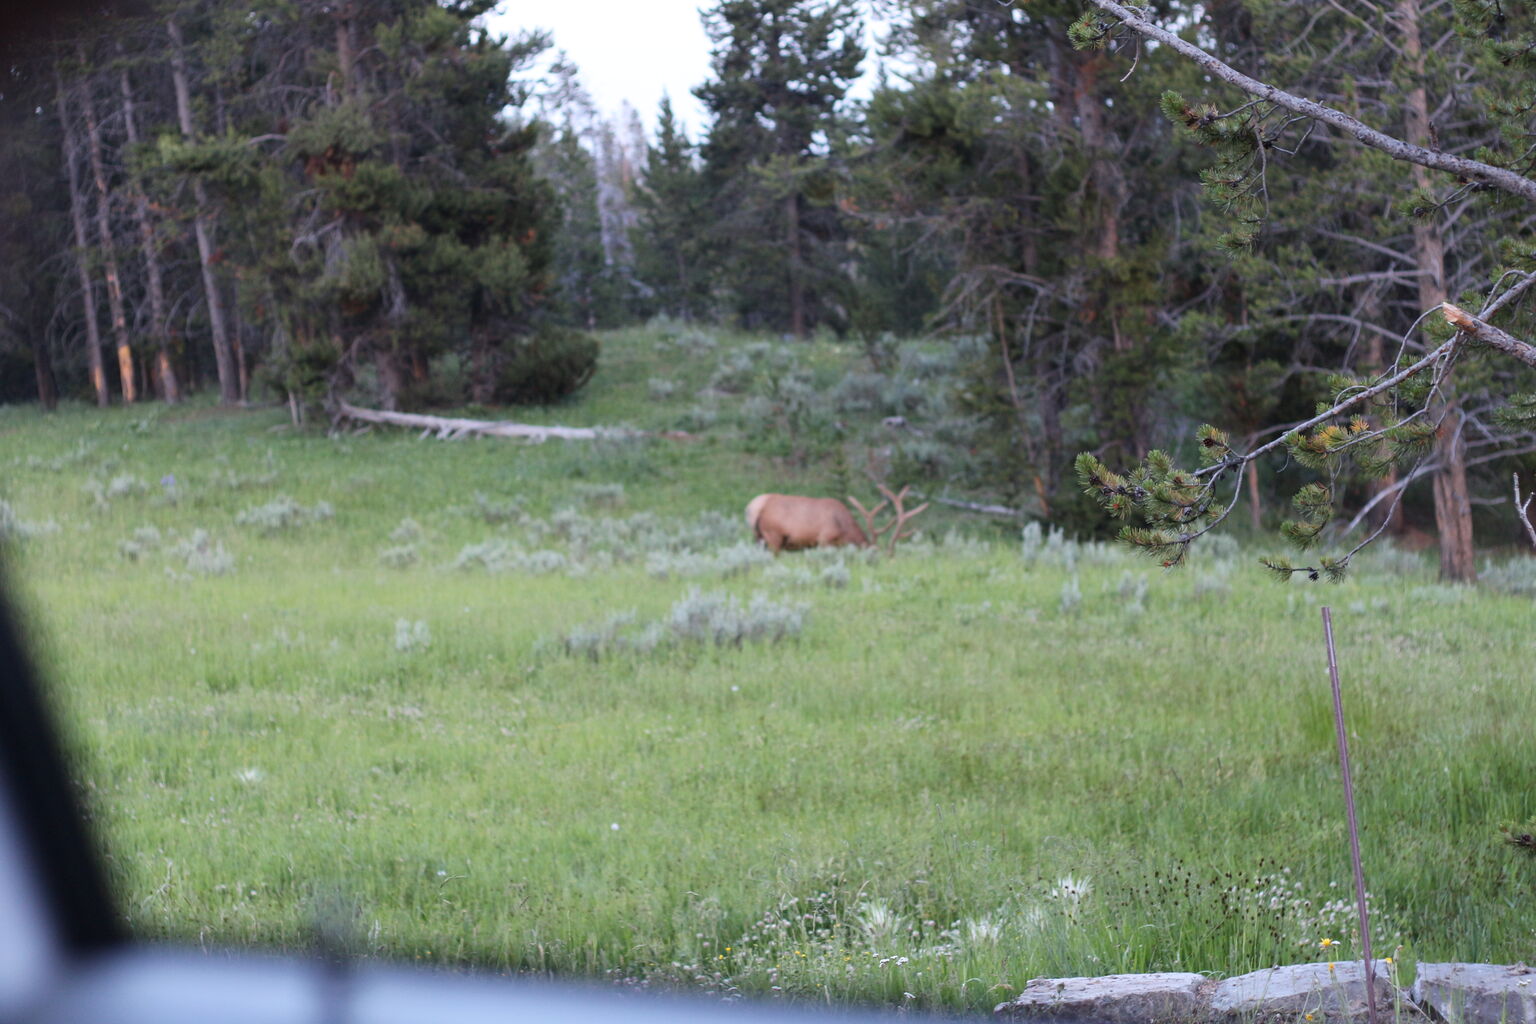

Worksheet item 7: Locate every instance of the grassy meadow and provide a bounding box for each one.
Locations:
[1,325,1534,1015]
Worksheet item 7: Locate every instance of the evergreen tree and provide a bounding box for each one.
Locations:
[0,53,64,407]
[1072,0,1536,579]
[858,0,1213,520]
[695,0,863,336]
[531,58,641,330]
[633,95,713,321]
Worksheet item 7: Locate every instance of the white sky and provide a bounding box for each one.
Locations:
[484,1,894,143]
[486,1,716,139]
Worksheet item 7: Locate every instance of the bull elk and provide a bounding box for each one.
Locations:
[745,485,928,555]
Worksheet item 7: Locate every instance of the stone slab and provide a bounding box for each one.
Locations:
[1412,962,1536,1024]
[994,971,1209,1022]
[1210,961,1398,1019]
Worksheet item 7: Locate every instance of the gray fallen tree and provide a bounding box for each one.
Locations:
[333,401,692,443]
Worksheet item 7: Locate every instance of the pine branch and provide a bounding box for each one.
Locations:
[1080,0,1536,202]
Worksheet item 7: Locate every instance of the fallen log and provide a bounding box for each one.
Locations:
[334,401,693,442]
[914,492,1023,519]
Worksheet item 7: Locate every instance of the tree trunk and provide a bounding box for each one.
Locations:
[169,18,241,406]
[118,55,179,404]
[1432,412,1475,580]
[1074,53,1123,264]
[335,11,356,99]
[1399,0,1474,581]
[78,63,136,403]
[1017,148,1039,279]
[374,345,405,412]
[54,67,109,407]
[470,327,494,405]
[1247,459,1262,533]
[786,190,805,338]
[31,335,58,410]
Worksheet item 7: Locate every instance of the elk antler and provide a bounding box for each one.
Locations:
[848,485,929,555]
[846,493,889,544]
[875,484,929,555]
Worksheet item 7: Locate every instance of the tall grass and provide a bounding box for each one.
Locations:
[0,328,1532,1015]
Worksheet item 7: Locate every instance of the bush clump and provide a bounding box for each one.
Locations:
[494,327,599,405]
[552,588,807,660]
[235,495,334,533]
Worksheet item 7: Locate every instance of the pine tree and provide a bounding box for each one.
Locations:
[633,95,712,321]
[695,0,863,336]
[857,0,1212,520]
[0,53,63,407]
[1072,0,1536,578]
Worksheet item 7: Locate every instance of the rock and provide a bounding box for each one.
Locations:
[1412,962,1536,1024]
[993,971,1209,1022]
[1210,961,1399,1020]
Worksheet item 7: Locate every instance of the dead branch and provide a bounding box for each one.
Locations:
[1441,303,1536,369]
[1516,474,1536,550]
[1083,0,1536,202]
[334,401,692,442]
[918,494,1022,519]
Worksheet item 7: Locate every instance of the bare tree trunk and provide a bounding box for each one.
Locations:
[371,256,409,410]
[1399,0,1475,581]
[54,67,109,407]
[230,296,249,402]
[78,58,136,403]
[786,191,805,338]
[1017,149,1039,279]
[31,336,58,410]
[470,327,494,405]
[169,18,240,405]
[1073,52,1123,264]
[118,54,179,404]
[1247,459,1262,533]
[374,345,404,412]
[335,11,356,99]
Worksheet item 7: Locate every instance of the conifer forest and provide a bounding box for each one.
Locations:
[5,0,1536,570]
[4,2,1536,1012]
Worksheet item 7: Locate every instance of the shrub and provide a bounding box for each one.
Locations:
[494,327,599,405]
[667,588,807,647]
[830,372,886,415]
[379,545,419,569]
[389,518,424,543]
[472,493,524,525]
[169,530,236,576]
[572,483,625,509]
[1481,556,1536,597]
[706,352,756,394]
[393,619,431,653]
[1059,575,1082,615]
[551,589,807,660]
[235,495,334,533]
[450,540,517,572]
[120,526,164,562]
[106,474,148,500]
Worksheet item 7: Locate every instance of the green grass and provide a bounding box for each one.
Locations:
[1,326,1533,1015]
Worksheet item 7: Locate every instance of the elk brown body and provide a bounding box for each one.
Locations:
[744,494,871,553]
